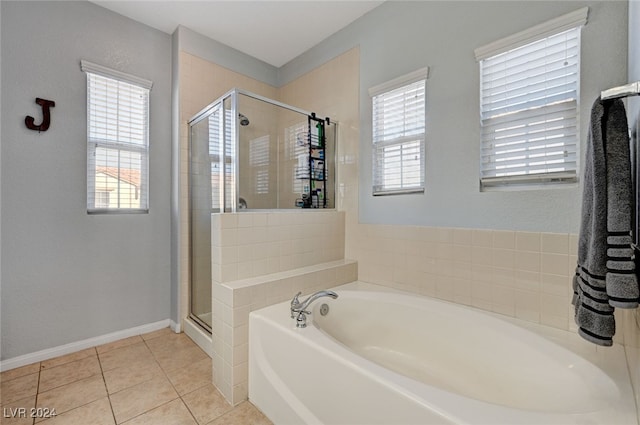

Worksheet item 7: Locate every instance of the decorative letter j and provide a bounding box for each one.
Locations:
[25,98,55,132]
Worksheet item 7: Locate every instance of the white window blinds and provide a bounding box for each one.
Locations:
[478,23,583,188]
[208,108,222,211]
[249,135,270,195]
[82,61,151,212]
[370,68,428,195]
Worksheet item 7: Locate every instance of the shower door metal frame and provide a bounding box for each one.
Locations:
[188,88,332,212]
[187,101,223,334]
[186,88,335,333]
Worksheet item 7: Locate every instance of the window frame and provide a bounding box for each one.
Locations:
[369,67,429,196]
[474,7,588,190]
[81,60,152,213]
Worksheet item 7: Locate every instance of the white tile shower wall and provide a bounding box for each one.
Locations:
[210,210,349,404]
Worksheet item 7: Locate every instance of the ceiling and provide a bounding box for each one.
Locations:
[89,0,384,68]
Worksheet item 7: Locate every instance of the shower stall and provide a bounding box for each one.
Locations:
[188,89,336,331]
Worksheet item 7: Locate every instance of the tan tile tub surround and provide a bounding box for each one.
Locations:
[212,211,346,281]
[356,225,577,330]
[209,209,350,405]
[211,258,357,405]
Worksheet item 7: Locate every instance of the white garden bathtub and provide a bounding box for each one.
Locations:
[248,282,638,425]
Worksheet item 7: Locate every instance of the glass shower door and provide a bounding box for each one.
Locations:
[189,104,223,331]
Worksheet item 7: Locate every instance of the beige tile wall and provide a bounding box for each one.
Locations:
[211,211,346,281]
[277,48,361,259]
[179,51,278,330]
[354,224,577,330]
[209,210,352,404]
[211,259,357,404]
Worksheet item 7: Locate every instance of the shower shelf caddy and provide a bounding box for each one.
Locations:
[296,113,328,208]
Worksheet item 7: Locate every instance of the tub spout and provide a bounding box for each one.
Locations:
[290,290,338,328]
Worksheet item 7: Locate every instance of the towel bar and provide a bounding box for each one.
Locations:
[601,81,640,100]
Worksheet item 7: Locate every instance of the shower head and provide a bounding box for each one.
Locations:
[238,113,250,126]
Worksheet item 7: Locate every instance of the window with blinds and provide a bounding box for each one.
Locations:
[370,68,428,195]
[478,24,583,188]
[208,107,236,211]
[249,135,270,195]
[82,61,152,212]
[208,108,222,211]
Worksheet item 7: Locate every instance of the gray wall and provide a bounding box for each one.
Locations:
[1,1,172,360]
[171,25,182,334]
[177,26,278,87]
[629,0,640,123]
[281,1,628,233]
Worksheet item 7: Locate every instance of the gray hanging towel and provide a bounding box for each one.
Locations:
[572,96,640,346]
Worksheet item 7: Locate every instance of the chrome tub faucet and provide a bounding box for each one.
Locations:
[290,290,338,328]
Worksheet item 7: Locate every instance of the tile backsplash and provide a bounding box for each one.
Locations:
[211,210,345,281]
[356,224,576,330]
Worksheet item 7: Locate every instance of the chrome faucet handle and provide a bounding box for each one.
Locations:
[296,310,310,328]
[291,289,338,327]
[290,291,303,318]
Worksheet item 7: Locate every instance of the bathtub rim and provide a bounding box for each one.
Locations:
[310,287,623,413]
[249,281,638,425]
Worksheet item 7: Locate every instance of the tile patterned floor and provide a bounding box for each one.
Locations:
[0,328,272,425]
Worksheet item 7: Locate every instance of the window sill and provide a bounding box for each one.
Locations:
[88,208,149,214]
[373,188,425,196]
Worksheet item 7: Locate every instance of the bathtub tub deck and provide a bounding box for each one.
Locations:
[249,282,637,425]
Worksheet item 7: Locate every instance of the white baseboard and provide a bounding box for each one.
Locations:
[0,319,173,372]
[170,319,181,333]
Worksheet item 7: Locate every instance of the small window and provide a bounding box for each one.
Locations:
[249,135,270,195]
[370,67,428,195]
[82,60,152,212]
[476,8,588,189]
[208,108,224,212]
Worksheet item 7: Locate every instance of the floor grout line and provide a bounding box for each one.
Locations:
[3,329,270,425]
[144,335,215,425]
[96,348,118,425]
[32,362,41,425]
[146,336,195,424]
